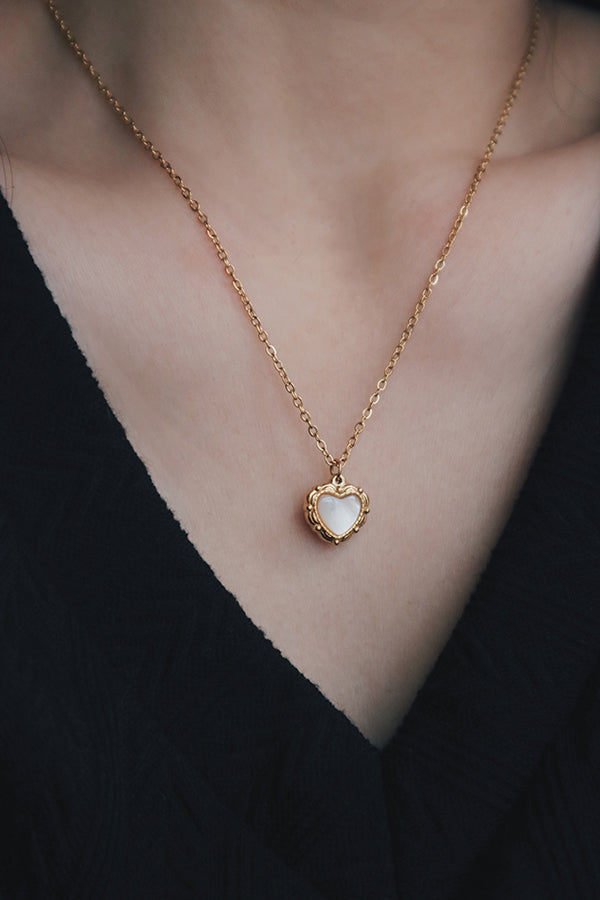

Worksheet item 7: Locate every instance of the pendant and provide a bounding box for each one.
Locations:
[305,474,369,545]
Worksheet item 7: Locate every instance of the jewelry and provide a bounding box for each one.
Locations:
[44,0,540,545]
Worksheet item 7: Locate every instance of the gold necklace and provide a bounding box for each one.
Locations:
[45,0,540,545]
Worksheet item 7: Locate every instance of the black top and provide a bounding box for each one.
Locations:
[1,175,600,897]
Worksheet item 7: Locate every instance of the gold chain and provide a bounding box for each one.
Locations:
[45,0,540,477]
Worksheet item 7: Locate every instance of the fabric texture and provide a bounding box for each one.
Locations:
[1,10,600,891]
[2,184,600,900]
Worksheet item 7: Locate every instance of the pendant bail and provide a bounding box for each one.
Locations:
[329,459,342,478]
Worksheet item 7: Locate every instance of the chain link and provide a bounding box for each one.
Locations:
[45,0,540,475]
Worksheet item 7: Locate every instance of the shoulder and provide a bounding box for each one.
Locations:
[517,1,600,229]
[0,4,49,197]
[541,1,600,135]
[0,3,50,132]
[0,1,103,193]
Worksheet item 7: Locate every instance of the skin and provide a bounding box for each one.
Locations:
[1,0,600,747]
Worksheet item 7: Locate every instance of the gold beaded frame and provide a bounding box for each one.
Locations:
[305,478,370,546]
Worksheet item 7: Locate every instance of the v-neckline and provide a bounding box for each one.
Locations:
[1,187,599,761]
[3,187,600,896]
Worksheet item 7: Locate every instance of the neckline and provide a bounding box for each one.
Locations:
[0,188,381,756]
[1,187,599,764]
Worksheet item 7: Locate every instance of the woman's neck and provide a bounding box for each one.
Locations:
[51,0,540,189]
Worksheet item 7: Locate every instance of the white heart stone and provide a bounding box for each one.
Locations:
[317,493,362,537]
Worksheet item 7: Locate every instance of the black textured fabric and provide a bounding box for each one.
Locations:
[1,131,600,900]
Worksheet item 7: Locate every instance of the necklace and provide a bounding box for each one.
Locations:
[45,0,540,545]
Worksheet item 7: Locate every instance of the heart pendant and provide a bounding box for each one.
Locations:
[305,474,369,545]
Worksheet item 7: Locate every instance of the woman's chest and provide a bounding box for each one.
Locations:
[7,148,600,746]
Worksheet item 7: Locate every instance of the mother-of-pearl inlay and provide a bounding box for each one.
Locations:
[317,493,362,537]
[305,476,369,544]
